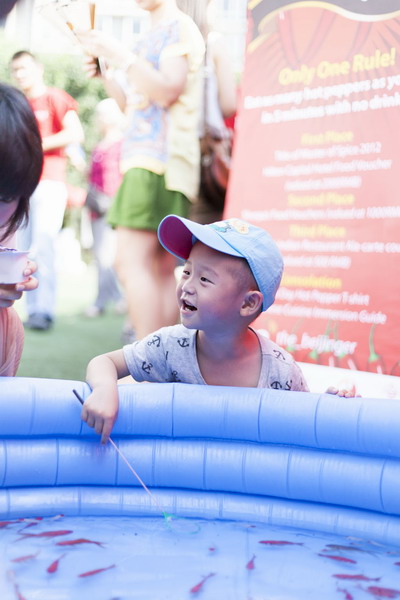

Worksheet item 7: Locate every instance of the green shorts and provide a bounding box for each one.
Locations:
[107,168,190,231]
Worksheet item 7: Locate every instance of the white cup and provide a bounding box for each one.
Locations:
[0,248,30,284]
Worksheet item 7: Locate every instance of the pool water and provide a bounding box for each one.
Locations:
[1,514,400,600]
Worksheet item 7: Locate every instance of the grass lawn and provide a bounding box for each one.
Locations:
[15,231,125,381]
[17,311,124,381]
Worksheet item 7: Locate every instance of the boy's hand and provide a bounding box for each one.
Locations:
[81,384,119,444]
[83,350,129,443]
[326,386,361,398]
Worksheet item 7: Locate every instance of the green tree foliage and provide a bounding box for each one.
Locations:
[0,32,106,157]
[0,32,108,228]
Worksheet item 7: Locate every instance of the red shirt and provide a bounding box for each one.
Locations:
[29,87,78,182]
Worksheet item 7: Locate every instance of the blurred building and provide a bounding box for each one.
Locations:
[2,0,247,74]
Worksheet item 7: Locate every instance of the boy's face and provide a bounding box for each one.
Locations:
[176,242,249,332]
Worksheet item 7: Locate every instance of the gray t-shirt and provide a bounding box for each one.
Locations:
[123,324,309,391]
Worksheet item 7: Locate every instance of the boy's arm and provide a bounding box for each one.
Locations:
[83,349,130,444]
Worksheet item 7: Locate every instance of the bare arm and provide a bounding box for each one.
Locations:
[103,75,127,112]
[211,35,237,118]
[125,53,188,107]
[42,110,84,152]
[82,348,130,443]
[81,55,127,112]
[77,30,188,107]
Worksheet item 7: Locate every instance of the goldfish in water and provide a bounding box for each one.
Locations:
[47,554,66,574]
[337,587,354,600]
[0,520,20,529]
[78,565,115,578]
[259,540,303,546]
[318,554,357,564]
[365,586,400,598]
[11,551,40,564]
[18,530,73,540]
[246,555,256,570]
[333,574,381,582]
[325,544,366,553]
[56,538,105,547]
[190,573,215,594]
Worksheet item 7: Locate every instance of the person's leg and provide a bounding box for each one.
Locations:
[114,227,177,339]
[19,180,67,328]
[108,169,187,338]
[156,247,179,326]
[91,216,122,311]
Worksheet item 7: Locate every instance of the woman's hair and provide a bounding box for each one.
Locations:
[0,82,43,242]
[176,0,209,38]
[0,0,18,19]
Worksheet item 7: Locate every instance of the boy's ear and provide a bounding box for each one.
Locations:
[240,290,263,317]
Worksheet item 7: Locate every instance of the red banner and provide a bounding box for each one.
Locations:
[226,1,400,376]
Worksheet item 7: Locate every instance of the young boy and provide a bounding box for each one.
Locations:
[82,214,309,443]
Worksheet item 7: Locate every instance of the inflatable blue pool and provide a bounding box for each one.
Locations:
[1,377,400,599]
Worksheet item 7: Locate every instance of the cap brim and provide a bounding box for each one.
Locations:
[158,215,243,260]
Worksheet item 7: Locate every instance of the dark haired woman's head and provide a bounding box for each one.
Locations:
[0,0,18,19]
[0,82,43,242]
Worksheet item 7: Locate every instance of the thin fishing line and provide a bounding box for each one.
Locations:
[72,389,171,522]
[107,438,170,520]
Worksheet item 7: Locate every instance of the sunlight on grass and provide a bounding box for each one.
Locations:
[16,229,125,381]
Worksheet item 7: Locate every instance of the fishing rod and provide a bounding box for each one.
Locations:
[72,389,170,521]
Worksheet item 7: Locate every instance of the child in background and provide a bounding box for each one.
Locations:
[81,215,309,443]
[84,98,125,319]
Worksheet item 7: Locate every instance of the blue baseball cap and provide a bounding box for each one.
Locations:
[158,215,284,311]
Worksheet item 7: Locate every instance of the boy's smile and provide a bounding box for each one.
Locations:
[181,298,197,312]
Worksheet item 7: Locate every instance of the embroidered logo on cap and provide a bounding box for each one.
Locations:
[210,219,250,235]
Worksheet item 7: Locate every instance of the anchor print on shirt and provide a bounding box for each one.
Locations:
[141,361,153,375]
[147,335,161,348]
[273,349,287,361]
[177,337,190,348]
[167,370,181,383]
[270,380,293,390]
